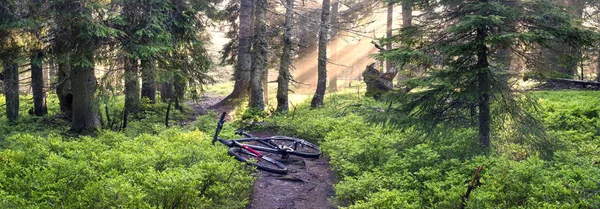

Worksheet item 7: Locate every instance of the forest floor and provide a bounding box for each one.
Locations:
[186,93,337,209]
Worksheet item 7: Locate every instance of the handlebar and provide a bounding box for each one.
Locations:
[212,112,227,145]
[235,128,253,137]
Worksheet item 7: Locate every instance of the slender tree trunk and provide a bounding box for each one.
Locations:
[160,82,174,103]
[141,58,156,103]
[249,0,268,110]
[277,0,294,113]
[328,0,339,92]
[174,81,185,110]
[124,57,140,113]
[311,0,330,108]
[31,50,47,116]
[70,48,100,133]
[56,59,73,118]
[398,2,412,85]
[386,2,393,72]
[597,49,600,82]
[476,11,491,149]
[3,59,19,122]
[263,68,268,106]
[47,55,55,85]
[216,0,254,106]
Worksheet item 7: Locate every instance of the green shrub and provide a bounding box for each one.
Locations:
[266,90,600,208]
[0,130,253,208]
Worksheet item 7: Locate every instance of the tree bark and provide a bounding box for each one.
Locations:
[311,0,330,108]
[174,81,185,110]
[398,1,412,85]
[3,60,19,122]
[124,57,140,113]
[597,49,600,82]
[263,67,268,106]
[476,13,491,149]
[277,0,294,113]
[141,58,156,103]
[328,0,339,92]
[56,59,73,118]
[70,49,100,133]
[31,50,47,116]
[215,0,253,106]
[249,0,268,110]
[160,82,174,103]
[386,2,393,72]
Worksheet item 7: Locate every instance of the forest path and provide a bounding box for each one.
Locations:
[185,95,337,209]
[245,132,336,209]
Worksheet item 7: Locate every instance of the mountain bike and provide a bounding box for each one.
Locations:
[212,112,321,174]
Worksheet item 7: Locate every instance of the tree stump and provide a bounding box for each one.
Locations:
[362,63,397,99]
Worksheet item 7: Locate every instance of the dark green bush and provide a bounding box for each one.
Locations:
[266,90,600,208]
[0,130,254,208]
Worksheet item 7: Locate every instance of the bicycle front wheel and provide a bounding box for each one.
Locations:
[261,136,321,159]
[228,147,288,174]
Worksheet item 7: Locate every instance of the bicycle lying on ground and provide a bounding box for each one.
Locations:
[212,112,321,174]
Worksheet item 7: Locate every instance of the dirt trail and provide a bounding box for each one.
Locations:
[245,132,336,209]
[246,155,336,209]
[186,95,337,209]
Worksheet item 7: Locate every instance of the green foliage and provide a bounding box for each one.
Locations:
[379,0,598,149]
[0,127,253,208]
[266,90,600,208]
[0,94,254,208]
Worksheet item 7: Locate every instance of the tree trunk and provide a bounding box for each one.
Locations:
[328,0,339,92]
[216,0,253,106]
[124,57,140,113]
[386,2,393,72]
[249,0,268,110]
[56,59,73,118]
[141,58,156,103]
[597,49,600,82]
[277,0,294,113]
[70,49,100,133]
[31,50,47,116]
[311,0,330,108]
[3,60,19,122]
[160,82,174,103]
[263,68,268,106]
[398,1,412,85]
[476,14,491,149]
[174,81,185,110]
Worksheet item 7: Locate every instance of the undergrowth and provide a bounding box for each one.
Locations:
[264,90,600,208]
[0,97,253,208]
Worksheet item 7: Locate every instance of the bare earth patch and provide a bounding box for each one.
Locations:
[246,133,336,209]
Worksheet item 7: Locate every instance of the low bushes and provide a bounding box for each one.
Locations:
[0,129,253,208]
[266,91,600,208]
[0,97,254,208]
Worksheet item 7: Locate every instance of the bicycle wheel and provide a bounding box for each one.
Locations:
[254,136,321,159]
[228,147,288,174]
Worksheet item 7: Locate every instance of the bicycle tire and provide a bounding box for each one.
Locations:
[239,136,321,159]
[228,147,288,174]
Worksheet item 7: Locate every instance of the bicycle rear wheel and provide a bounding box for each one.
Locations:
[228,147,288,174]
[256,136,321,159]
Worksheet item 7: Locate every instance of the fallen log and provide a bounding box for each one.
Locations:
[548,78,600,86]
[541,78,600,90]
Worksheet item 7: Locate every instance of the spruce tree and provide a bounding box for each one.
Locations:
[383,0,596,148]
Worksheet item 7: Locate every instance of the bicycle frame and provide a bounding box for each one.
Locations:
[212,112,265,159]
[212,112,319,159]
